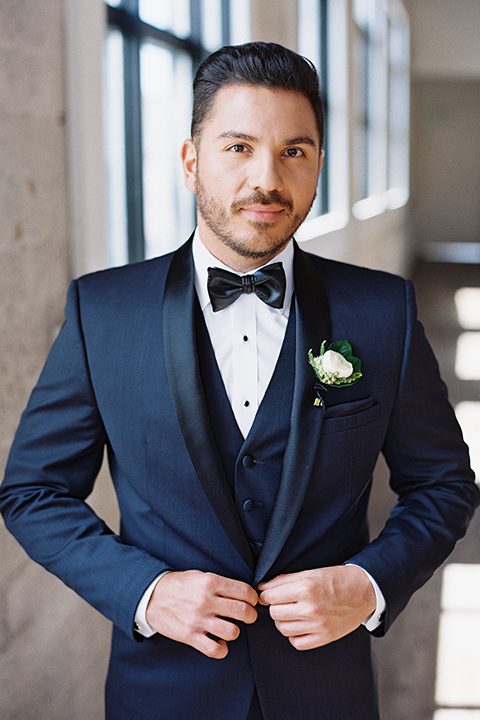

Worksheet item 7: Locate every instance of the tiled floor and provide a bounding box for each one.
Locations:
[371,260,480,720]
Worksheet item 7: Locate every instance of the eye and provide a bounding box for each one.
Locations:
[284,147,305,158]
[228,144,248,153]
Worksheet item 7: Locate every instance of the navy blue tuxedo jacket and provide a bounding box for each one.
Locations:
[1,238,478,719]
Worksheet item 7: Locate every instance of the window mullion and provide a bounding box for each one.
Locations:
[123,30,145,263]
[319,0,328,212]
[221,0,231,45]
[122,0,139,14]
[190,0,202,50]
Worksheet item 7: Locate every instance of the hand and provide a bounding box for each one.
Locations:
[146,570,258,659]
[257,565,376,650]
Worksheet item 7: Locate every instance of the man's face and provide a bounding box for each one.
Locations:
[181,84,323,271]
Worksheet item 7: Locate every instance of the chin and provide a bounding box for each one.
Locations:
[226,236,290,261]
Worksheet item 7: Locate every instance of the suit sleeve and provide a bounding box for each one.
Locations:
[348,279,479,634]
[0,280,169,639]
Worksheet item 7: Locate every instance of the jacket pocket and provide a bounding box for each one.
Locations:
[322,397,380,434]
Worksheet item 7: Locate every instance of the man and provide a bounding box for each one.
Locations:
[1,42,478,720]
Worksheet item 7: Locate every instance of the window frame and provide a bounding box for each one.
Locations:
[351,0,410,219]
[297,0,329,217]
[106,0,232,262]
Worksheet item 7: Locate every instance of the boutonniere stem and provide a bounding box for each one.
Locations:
[314,382,329,408]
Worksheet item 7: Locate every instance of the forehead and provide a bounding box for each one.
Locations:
[201,84,320,146]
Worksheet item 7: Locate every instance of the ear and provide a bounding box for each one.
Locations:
[318,150,324,175]
[181,139,197,193]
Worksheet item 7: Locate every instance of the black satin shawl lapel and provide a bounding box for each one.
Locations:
[254,244,331,584]
[163,238,254,570]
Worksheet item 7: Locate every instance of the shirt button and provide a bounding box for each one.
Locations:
[243,499,255,512]
[242,455,254,468]
[243,335,248,342]
[244,400,250,407]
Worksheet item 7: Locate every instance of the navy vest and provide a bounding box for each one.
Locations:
[196,300,296,559]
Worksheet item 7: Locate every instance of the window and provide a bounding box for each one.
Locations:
[297,0,329,217]
[104,0,250,265]
[387,0,410,209]
[352,0,388,205]
[352,0,409,219]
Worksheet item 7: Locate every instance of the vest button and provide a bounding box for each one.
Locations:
[242,454,254,468]
[242,499,255,512]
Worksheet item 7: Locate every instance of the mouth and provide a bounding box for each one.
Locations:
[240,205,286,223]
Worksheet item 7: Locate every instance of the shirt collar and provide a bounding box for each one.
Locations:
[192,228,295,315]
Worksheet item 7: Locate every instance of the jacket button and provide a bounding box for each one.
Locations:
[242,454,254,468]
[249,541,263,551]
[242,499,255,512]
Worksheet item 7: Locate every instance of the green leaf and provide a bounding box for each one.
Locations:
[351,356,362,375]
[329,340,352,357]
[330,371,363,387]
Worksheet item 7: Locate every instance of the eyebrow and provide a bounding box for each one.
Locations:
[286,136,318,148]
[217,131,318,148]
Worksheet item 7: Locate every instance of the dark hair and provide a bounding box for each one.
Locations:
[191,42,325,150]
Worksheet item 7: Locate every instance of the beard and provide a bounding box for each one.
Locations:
[195,174,316,262]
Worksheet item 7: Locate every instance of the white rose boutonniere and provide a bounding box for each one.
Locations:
[321,349,354,378]
[308,340,362,406]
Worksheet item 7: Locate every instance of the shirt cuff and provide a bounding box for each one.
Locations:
[134,571,170,637]
[346,564,386,631]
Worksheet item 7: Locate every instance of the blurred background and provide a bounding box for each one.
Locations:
[1,1,479,718]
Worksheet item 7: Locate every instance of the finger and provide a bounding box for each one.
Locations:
[207,617,241,642]
[216,577,259,608]
[259,581,304,607]
[214,597,258,625]
[277,620,357,649]
[193,633,230,659]
[257,573,299,592]
[288,633,327,651]
[268,619,333,649]
[268,602,303,622]
[261,572,330,609]
[272,618,307,635]
[258,571,313,598]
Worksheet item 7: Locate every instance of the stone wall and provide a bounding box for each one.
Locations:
[0,2,111,717]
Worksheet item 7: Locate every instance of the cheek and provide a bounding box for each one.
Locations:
[213,157,248,187]
[296,173,319,201]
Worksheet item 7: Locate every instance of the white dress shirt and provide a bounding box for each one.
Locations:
[193,231,294,438]
[134,231,385,636]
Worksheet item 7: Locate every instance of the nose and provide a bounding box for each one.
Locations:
[247,152,284,194]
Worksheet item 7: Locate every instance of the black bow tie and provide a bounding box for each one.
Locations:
[207,262,286,313]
